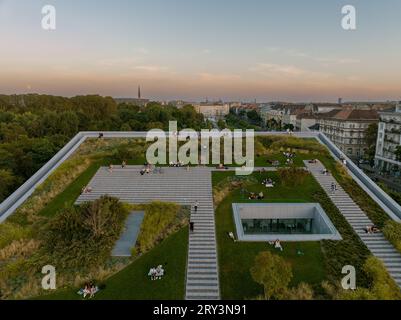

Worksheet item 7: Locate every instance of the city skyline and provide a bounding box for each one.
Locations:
[1,0,401,102]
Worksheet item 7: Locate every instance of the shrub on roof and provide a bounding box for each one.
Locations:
[383,220,401,253]
[277,167,309,187]
[134,201,188,255]
[41,196,129,270]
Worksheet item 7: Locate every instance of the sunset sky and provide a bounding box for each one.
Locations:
[1,0,401,102]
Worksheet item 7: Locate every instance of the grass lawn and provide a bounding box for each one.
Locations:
[37,156,149,218]
[254,152,306,167]
[37,227,189,300]
[213,171,327,299]
[38,161,102,217]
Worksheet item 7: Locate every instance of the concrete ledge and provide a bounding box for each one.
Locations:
[112,211,145,257]
[232,203,342,242]
[1,131,401,224]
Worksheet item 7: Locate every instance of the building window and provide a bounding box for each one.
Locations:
[347,148,353,155]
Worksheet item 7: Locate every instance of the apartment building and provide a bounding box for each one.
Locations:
[375,102,401,174]
[318,108,379,159]
[194,103,230,119]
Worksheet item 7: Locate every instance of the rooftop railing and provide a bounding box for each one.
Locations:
[1,131,401,222]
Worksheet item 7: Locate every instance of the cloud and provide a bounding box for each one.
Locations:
[249,63,332,84]
[316,57,361,65]
[197,72,241,82]
[265,46,281,52]
[134,65,169,72]
[264,46,361,65]
[250,63,308,77]
[134,47,149,55]
[96,57,140,68]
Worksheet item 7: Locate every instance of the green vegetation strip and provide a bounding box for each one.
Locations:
[37,227,189,300]
[213,171,327,299]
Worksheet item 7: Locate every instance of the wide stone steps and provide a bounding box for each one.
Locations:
[305,160,401,289]
[75,166,220,299]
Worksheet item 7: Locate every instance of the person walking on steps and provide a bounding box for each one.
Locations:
[194,201,199,213]
[331,182,337,194]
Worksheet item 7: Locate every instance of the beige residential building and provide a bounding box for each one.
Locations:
[194,103,230,119]
[375,102,401,174]
[318,108,379,159]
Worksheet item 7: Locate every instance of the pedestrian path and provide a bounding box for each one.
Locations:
[112,211,144,257]
[76,166,220,299]
[305,160,401,289]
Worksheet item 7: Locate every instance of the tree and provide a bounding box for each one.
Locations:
[339,256,401,300]
[247,110,262,125]
[0,169,18,202]
[280,282,314,300]
[395,146,401,162]
[57,111,79,136]
[250,251,293,299]
[217,119,226,129]
[283,123,294,131]
[364,123,378,162]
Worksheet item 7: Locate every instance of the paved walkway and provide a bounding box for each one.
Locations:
[305,160,401,289]
[76,166,220,300]
[112,211,144,257]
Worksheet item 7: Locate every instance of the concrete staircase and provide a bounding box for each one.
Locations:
[305,161,401,289]
[76,166,220,300]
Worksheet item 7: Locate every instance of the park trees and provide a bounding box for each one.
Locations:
[364,123,378,163]
[0,169,18,202]
[250,251,293,300]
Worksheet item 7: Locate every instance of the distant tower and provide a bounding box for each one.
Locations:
[396,101,401,113]
[138,86,141,99]
[338,97,343,105]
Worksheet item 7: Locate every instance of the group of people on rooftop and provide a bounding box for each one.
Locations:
[249,191,265,200]
[262,178,275,188]
[169,161,184,167]
[266,159,280,167]
[148,265,165,280]
[283,152,295,165]
[267,239,284,251]
[365,225,380,234]
[77,283,99,299]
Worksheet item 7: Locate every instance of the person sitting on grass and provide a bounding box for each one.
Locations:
[89,283,99,298]
[263,178,274,188]
[258,192,265,200]
[148,267,157,280]
[227,232,236,242]
[249,192,257,200]
[274,239,283,252]
[365,225,380,234]
[83,284,90,298]
[77,283,99,299]
[81,186,92,194]
[155,265,165,280]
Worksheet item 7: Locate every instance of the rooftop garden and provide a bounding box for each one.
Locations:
[0,135,400,300]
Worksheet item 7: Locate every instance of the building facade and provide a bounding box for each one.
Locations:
[375,102,401,174]
[318,108,379,159]
[194,103,230,119]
